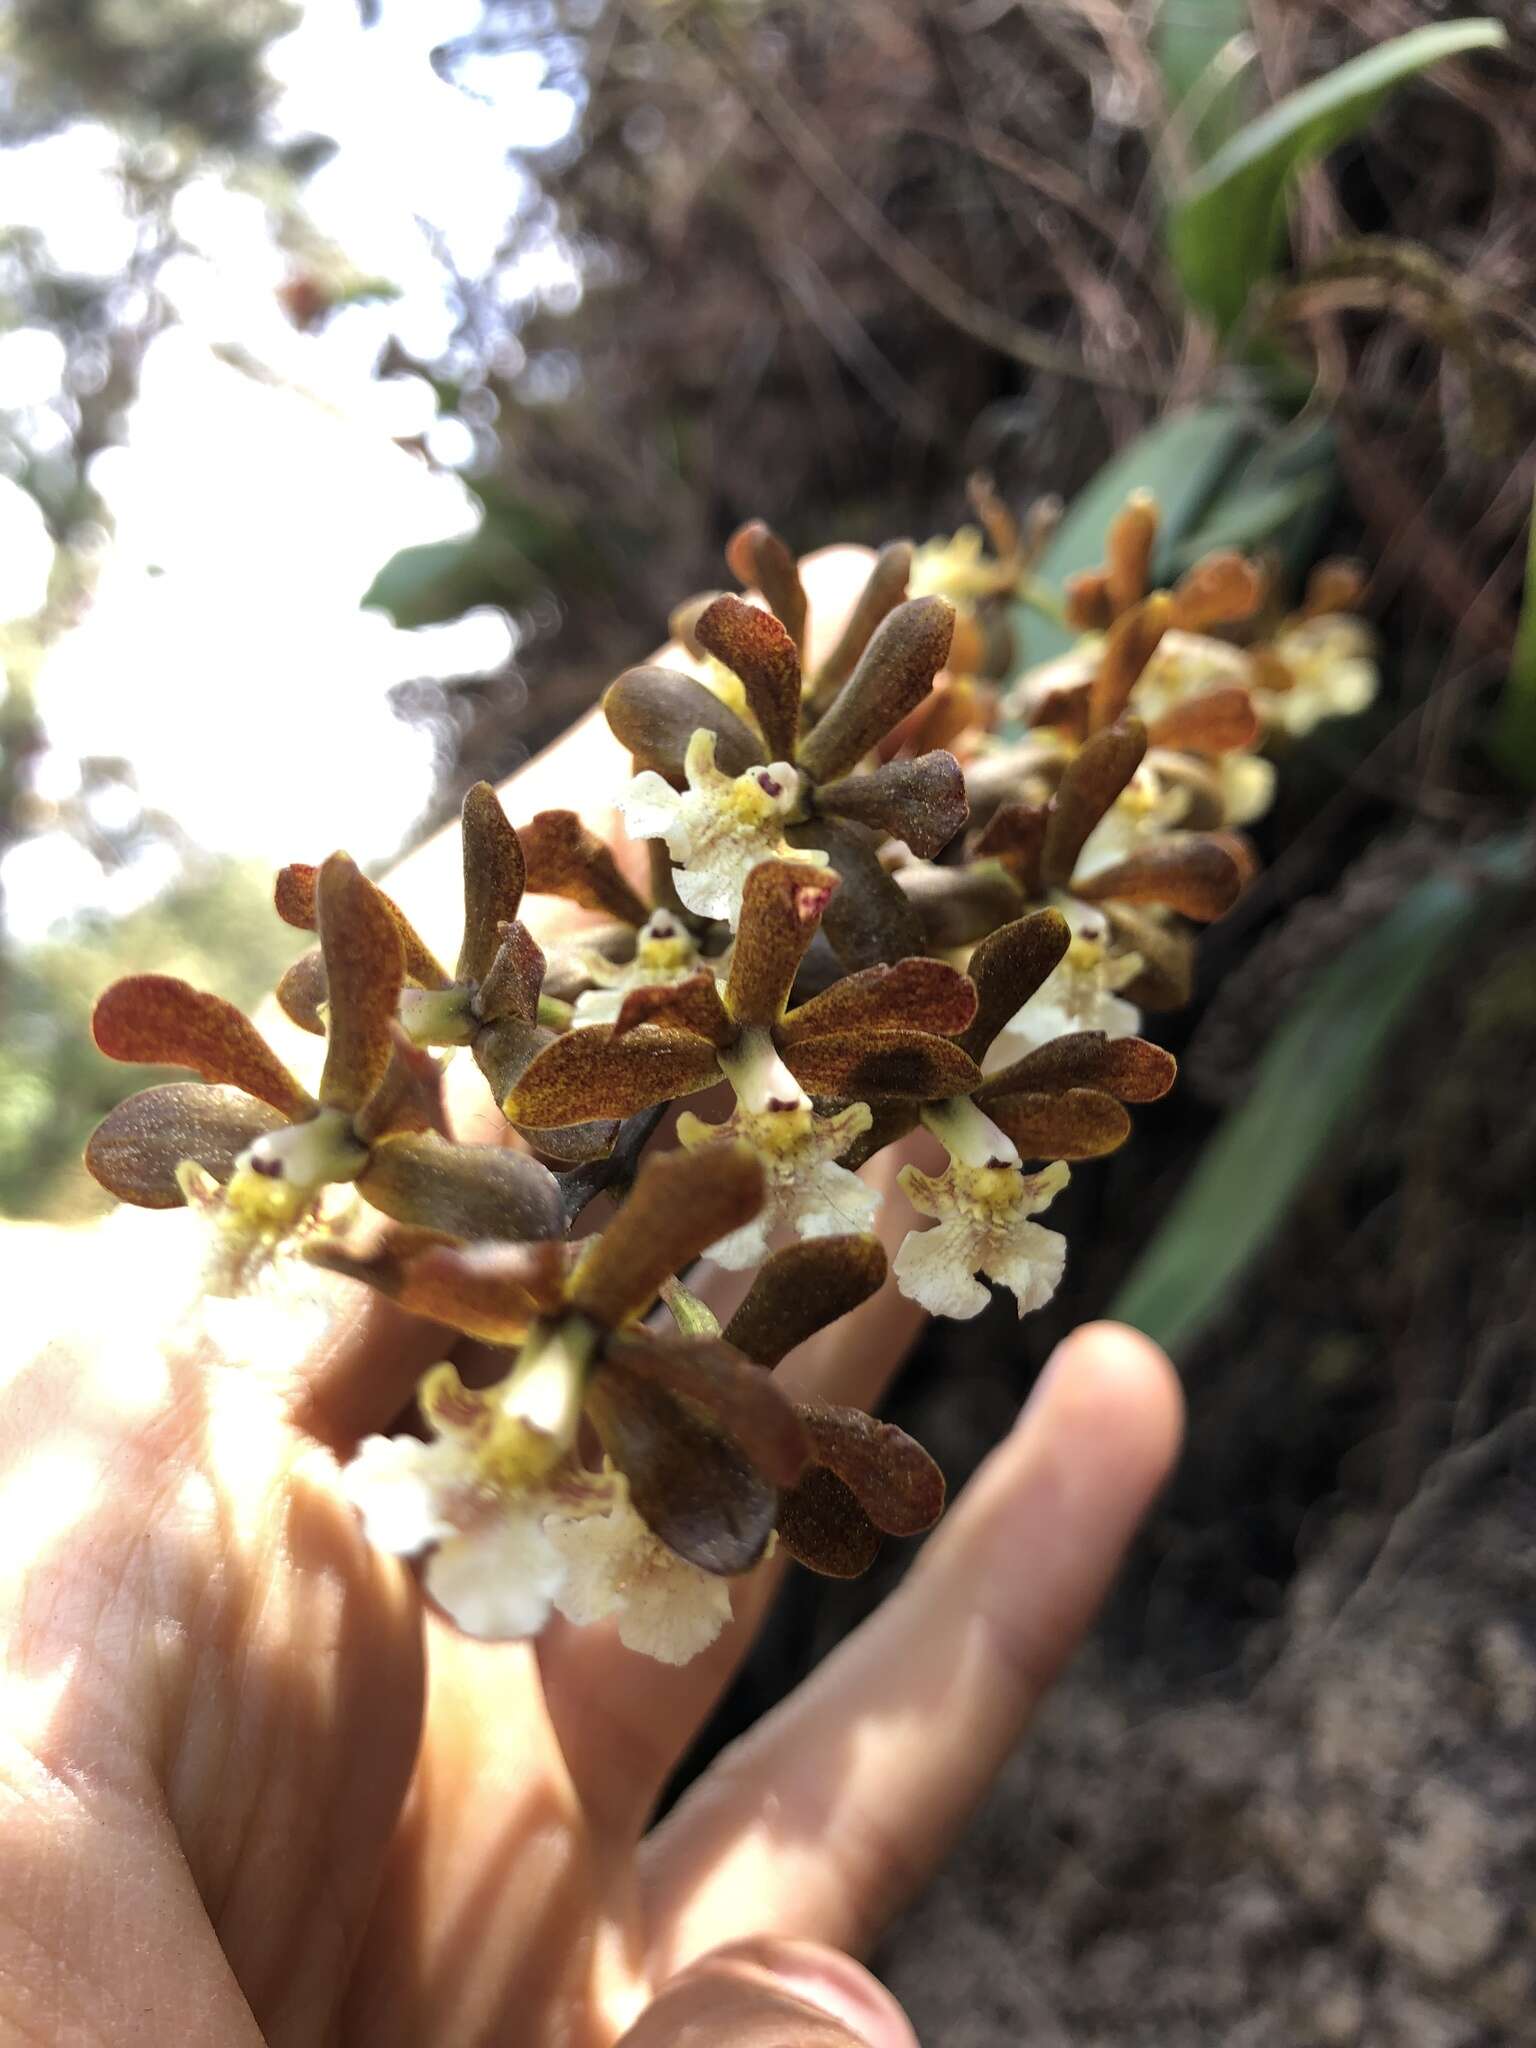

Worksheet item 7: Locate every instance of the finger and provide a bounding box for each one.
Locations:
[281,1273,455,1452]
[341,1613,592,2048]
[621,1940,917,2048]
[535,1141,926,1842]
[643,1321,1183,1966]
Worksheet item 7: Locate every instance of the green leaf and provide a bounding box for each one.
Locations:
[1159,415,1338,582]
[1012,403,1265,672]
[1111,838,1525,1356]
[1156,0,1255,166]
[1489,489,1536,791]
[362,526,541,629]
[1169,19,1508,334]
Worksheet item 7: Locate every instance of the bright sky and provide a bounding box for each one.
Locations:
[0,0,582,944]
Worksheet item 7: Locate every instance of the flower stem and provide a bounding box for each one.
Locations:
[921,1096,1021,1169]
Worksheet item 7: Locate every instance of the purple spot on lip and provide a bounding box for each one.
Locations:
[757,773,783,798]
[249,1155,284,1178]
[987,1156,1012,1170]
[767,1097,799,1113]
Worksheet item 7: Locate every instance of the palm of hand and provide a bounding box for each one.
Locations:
[4,1198,1178,2048]
[6,1253,653,2047]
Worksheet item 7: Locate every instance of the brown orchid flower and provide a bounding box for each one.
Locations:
[980,491,1270,815]
[314,1146,943,1626]
[86,851,564,1244]
[514,806,718,1027]
[608,572,967,968]
[810,907,1176,1321]
[273,784,614,1164]
[502,861,980,1249]
[909,718,1251,1019]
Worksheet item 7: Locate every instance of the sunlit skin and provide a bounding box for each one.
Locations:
[1,553,1184,2046]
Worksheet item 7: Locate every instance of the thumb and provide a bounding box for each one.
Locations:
[620,1938,919,2048]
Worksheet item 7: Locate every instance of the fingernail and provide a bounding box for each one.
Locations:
[771,1952,921,2048]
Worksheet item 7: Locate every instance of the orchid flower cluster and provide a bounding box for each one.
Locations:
[85,489,1375,1665]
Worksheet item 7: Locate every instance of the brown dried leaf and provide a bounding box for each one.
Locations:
[612,969,733,1046]
[694,594,801,761]
[724,859,838,1028]
[316,852,405,1117]
[1146,686,1261,755]
[275,947,328,1036]
[1074,833,1244,921]
[356,1133,565,1242]
[603,1328,809,1487]
[458,782,526,987]
[504,1024,721,1127]
[1040,719,1147,889]
[779,958,977,1047]
[725,518,808,656]
[85,1083,289,1207]
[806,540,912,712]
[92,975,314,1120]
[817,750,969,857]
[781,1027,981,1103]
[796,597,955,785]
[975,1029,1176,1105]
[603,665,763,780]
[958,909,1072,1064]
[983,1086,1131,1160]
[566,1141,764,1328]
[723,1234,888,1367]
[518,809,650,927]
[585,1365,778,1577]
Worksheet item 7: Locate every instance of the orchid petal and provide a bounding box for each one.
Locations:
[85,1082,289,1207]
[92,974,314,1121]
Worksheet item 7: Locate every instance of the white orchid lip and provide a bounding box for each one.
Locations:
[893,1098,1070,1320]
[619,728,825,928]
[569,909,708,1027]
[719,1025,810,1117]
[223,1107,370,1227]
[680,1045,878,1270]
[922,1096,1019,1170]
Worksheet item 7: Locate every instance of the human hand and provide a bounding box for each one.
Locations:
[2,547,1182,2044]
[2,1266,1179,2045]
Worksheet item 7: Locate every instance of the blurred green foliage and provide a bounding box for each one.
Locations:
[1169,18,1508,335]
